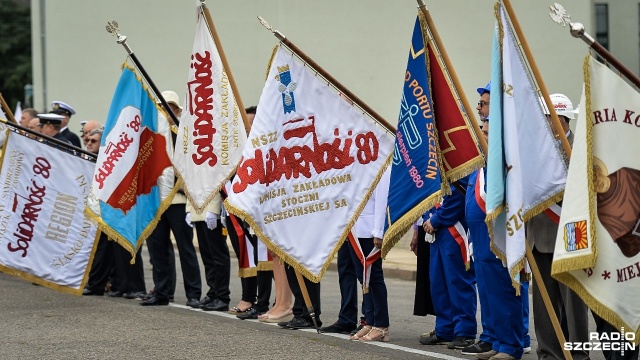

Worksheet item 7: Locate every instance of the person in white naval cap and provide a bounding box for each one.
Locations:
[37,113,71,144]
[51,100,81,147]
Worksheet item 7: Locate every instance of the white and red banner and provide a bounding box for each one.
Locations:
[225,46,395,282]
[0,133,98,294]
[173,13,247,214]
[552,55,640,337]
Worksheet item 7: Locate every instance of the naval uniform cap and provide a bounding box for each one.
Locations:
[37,113,65,124]
[51,100,76,116]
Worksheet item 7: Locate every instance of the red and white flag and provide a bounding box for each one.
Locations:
[225,46,395,282]
[173,12,247,214]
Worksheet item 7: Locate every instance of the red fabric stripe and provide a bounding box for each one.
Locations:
[435,203,468,264]
[348,233,363,264]
[474,170,486,213]
[447,226,468,264]
[544,208,560,224]
[228,213,250,269]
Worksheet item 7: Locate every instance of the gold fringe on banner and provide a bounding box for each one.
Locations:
[237,267,257,278]
[551,55,598,274]
[0,229,102,296]
[257,260,274,272]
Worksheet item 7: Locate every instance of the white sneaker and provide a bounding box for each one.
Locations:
[524,346,531,354]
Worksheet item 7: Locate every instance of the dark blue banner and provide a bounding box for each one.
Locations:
[382,16,443,255]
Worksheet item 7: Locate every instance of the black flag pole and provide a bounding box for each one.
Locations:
[105,20,180,127]
[0,117,97,160]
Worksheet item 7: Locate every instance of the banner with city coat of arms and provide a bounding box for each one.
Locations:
[552,55,640,338]
[225,46,395,282]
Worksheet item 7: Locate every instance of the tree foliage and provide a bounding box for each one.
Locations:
[0,0,31,110]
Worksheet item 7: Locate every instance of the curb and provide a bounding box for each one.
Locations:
[187,239,418,282]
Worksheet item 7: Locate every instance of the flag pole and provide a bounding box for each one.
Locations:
[549,4,640,89]
[0,117,97,160]
[416,0,488,156]
[500,0,571,159]
[105,21,180,128]
[199,1,251,135]
[501,1,572,359]
[294,269,320,333]
[257,16,396,134]
[0,93,18,124]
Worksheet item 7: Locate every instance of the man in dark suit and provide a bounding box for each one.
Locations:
[526,93,589,360]
[51,100,81,147]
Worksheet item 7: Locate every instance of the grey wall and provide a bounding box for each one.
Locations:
[32,0,631,136]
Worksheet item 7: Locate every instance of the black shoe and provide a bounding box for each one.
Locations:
[419,331,449,345]
[186,298,201,308]
[107,290,124,298]
[82,288,103,296]
[236,308,260,320]
[278,316,297,328]
[140,295,169,306]
[198,296,213,307]
[460,340,493,355]
[285,316,321,330]
[319,321,356,334]
[351,317,367,335]
[122,291,146,300]
[201,298,229,312]
[447,337,475,349]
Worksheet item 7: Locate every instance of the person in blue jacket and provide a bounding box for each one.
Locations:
[419,176,478,350]
[460,82,529,360]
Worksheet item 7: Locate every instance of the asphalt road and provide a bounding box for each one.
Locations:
[0,245,606,360]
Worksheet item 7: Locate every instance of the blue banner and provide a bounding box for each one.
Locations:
[88,66,174,255]
[382,16,443,255]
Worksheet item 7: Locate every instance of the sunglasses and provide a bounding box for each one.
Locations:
[87,139,100,144]
[477,100,490,107]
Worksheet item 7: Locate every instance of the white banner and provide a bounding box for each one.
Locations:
[553,55,640,336]
[0,133,98,294]
[225,46,395,281]
[488,4,568,286]
[173,14,247,213]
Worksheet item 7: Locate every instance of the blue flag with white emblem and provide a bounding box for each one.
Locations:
[382,15,445,257]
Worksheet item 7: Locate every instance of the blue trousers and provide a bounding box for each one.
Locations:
[430,232,477,340]
[473,229,526,359]
[349,237,389,328]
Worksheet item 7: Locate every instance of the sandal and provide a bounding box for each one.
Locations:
[359,326,389,342]
[228,305,252,315]
[258,312,293,323]
[349,325,372,341]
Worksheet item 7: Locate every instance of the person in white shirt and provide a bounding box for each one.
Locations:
[348,168,391,342]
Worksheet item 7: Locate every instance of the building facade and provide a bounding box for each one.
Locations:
[29,1,637,135]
